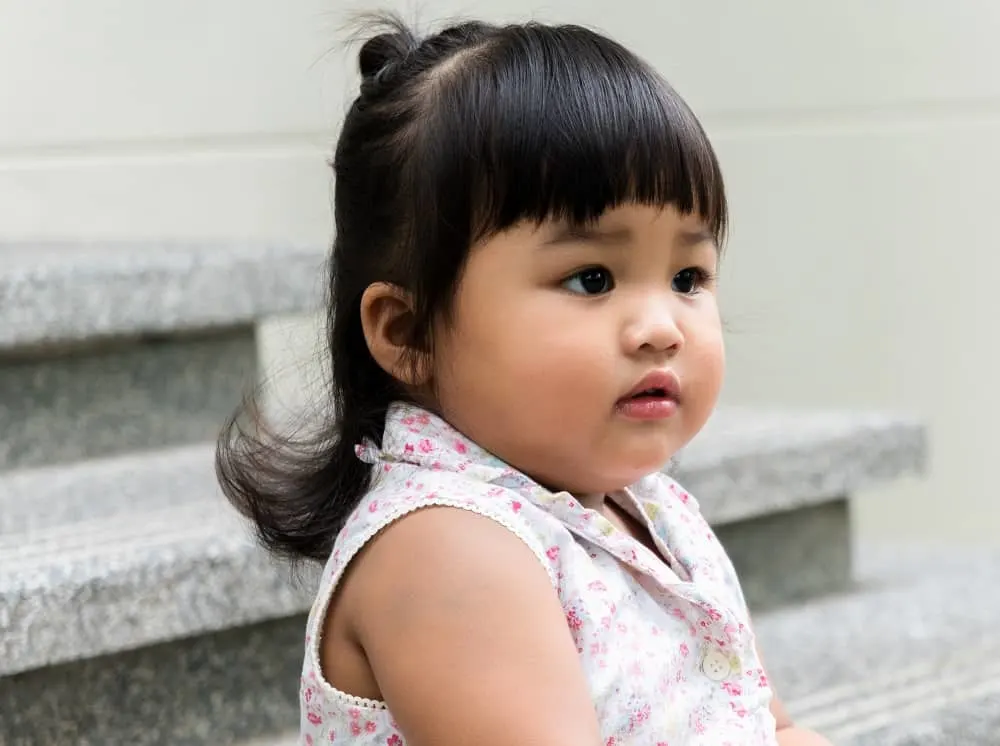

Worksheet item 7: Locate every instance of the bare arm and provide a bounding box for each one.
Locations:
[776,727,835,745]
[339,506,603,746]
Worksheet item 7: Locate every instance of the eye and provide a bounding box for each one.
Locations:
[562,266,615,296]
[672,267,713,295]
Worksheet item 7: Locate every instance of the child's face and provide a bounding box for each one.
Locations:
[432,203,724,495]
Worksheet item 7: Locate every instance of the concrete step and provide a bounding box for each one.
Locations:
[0,444,314,678]
[674,406,925,609]
[0,241,325,470]
[762,543,1000,744]
[0,241,326,351]
[0,407,923,744]
[5,541,996,745]
[0,406,924,676]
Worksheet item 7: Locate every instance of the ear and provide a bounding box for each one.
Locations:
[359,282,430,387]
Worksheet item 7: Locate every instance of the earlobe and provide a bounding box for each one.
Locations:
[359,282,428,386]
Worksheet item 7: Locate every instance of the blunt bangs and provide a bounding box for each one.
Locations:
[418,23,727,245]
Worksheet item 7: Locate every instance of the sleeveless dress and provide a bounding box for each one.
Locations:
[299,403,778,745]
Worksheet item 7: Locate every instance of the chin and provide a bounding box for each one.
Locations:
[597,463,666,493]
[624,444,677,475]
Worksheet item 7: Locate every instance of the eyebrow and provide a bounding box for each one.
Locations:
[677,228,717,249]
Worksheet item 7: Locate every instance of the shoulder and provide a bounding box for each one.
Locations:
[333,466,560,586]
[331,500,603,745]
[345,502,557,619]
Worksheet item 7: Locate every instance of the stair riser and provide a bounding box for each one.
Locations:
[0,615,304,746]
[716,498,852,610]
[0,329,255,470]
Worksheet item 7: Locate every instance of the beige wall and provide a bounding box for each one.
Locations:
[2,0,998,542]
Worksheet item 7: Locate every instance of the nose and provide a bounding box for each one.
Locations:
[622,296,684,357]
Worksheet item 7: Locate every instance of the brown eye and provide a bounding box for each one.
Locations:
[672,267,709,295]
[563,266,615,295]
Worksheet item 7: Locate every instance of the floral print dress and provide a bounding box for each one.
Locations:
[299,403,777,745]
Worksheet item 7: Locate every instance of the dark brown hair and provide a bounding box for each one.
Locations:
[216,13,727,563]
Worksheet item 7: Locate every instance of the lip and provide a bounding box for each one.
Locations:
[620,369,682,403]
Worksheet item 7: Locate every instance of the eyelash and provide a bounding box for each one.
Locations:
[672,267,717,295]
[560,266,716,296]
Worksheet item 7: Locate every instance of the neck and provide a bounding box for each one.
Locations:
[576,493,606,511]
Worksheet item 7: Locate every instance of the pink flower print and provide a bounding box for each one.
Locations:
[366,721,377,733]
[758,672,770,688]
[329,731,336,742]
[546,546,560,561]
[350,722,362,737]
[388,737,403,746]
[418,438,434,453]
[307,712,323,726]
[730,701,748,718]
[566,609,583,631]
[587,580,606,592]
[705,606,723,622]
[368,500,380,513]
[349,708,361,720]
[722,681,742,696]
[383,464,392,472]
[679,642,689,657]
[403,442,415,454]
[510,500,522,513]
[455,440,468,454]
[304,687,313,703]
[305,736,314,746]
[691,713,706,734]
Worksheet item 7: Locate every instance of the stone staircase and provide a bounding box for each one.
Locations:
[1,241,992,745]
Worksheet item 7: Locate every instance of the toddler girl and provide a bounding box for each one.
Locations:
[218,14,831,746]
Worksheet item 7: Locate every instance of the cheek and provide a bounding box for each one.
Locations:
[687,313,726,395]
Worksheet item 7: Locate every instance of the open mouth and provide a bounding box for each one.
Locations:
[629,388,670,400]
[618,371,681,419]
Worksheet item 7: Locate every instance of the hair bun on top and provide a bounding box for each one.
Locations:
[357,26,418,83]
